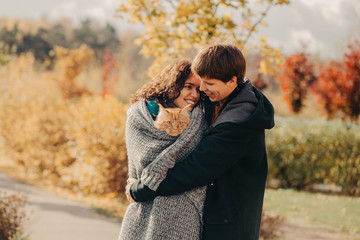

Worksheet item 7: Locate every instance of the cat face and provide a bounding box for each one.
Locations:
[154,105,191,136]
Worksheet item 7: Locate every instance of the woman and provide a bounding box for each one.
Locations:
[118,60,208,240]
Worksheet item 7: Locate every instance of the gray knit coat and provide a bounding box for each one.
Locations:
[118,100,208,240]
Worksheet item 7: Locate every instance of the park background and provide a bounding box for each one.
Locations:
[0,0,359,239]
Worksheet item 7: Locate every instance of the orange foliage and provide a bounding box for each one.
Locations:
[312,41,360,120]
[101,49,119,96]
[311,61,345,118]
[277,53,317,113]
[54,44,94,98]
[343,42,360,119]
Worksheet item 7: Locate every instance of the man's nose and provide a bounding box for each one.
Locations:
[200,82,206,91]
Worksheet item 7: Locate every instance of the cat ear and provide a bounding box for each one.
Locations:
[181,104,192,113]
[158,104,165,111]
[158,104,170,114]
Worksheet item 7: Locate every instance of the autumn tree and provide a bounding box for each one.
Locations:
[0,25,20,55]
[311,61,345,118]
[102,49,119,96]
[0,25,53,62]
[0,19,120,63]
[17,32,53,62]
[47,23,70,47]
[343,42,360,119]
[117,0,289,76]
[0,42,11,65]
[277,53,317,113]
[54,44,94,98]
[73,20,120,58]
[312,42,360,120]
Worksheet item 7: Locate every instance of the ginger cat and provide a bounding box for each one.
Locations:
[154,104,191,136]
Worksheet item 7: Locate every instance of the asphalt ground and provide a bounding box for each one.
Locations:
[0,173,121,240]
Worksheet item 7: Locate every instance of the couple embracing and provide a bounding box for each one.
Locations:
[118,43,275,240]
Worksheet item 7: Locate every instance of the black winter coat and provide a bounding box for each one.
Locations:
[131,80,275,240]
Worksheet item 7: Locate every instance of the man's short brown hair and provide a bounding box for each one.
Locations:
[191,43,246,84]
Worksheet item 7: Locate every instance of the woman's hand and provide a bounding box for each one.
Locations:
[125,178,137,203]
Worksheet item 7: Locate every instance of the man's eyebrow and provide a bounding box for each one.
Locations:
[202,79,212,84]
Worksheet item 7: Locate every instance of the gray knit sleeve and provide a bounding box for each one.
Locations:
[140,106,206,190]
[125,106,138,178]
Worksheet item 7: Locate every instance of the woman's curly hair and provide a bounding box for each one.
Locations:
[130,60,192,106]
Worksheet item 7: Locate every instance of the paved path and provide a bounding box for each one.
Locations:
[0,173,121,240]
[276,217,359,240]
[2,171,358,240]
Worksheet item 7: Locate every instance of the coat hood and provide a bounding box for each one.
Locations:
[212,78,275,130]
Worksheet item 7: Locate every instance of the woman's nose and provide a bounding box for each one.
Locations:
[191,89,199,97]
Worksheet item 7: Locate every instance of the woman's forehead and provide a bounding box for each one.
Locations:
[186,74,201,85]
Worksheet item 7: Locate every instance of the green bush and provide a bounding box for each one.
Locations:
[0,192,28,240]
[266,118,360,195]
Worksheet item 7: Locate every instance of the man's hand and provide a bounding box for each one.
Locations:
[125,178,137,203]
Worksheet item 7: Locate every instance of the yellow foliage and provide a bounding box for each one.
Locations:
[59,95,128,194]
[258,39,284,76]
[117,0,290,77]
[0,96,128,195]
[0,52,129,196]
[276,0,290,4]
[54,44,94,98]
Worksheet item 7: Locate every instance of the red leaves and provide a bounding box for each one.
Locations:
[312,41,360,120]
[343,42,360,119]
[101,49,119,97]
[277,41,360,120]
[312,61,345,118]
[277,53,316,113]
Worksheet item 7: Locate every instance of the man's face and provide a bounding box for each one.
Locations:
[199,77,237,104]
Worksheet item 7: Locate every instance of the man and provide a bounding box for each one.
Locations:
[128,43,275,240]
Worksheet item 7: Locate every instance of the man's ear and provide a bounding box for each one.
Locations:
[229,76,237,86]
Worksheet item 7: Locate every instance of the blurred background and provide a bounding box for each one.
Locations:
[0,0,359,239]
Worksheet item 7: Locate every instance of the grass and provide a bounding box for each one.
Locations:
[264,188,360,235]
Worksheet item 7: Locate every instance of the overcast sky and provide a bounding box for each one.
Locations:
[1,0,359,60]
